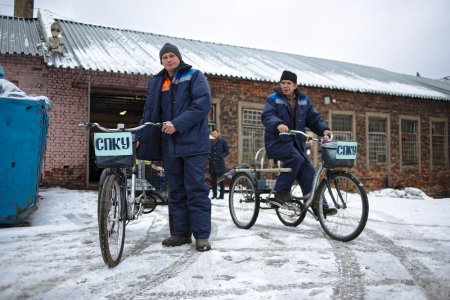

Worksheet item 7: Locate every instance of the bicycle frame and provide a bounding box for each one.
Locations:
[228,129,368,241]
[128,163,137,220]
[279,129,360,216]
[277,130,328,209]
[299,161,325,213]
[254,129,347,217]
[292,164,348,213]
[253,161,326,218]
[80,121,170,267]
[80,121,162,220]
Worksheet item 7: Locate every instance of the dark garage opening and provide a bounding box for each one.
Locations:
[88,91,146,183]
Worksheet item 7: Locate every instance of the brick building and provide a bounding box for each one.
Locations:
[1,12,449,197]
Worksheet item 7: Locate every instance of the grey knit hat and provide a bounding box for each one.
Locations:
[159,43,182,63]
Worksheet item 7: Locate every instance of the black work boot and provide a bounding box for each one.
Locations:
[323,207,338,216]
[196,239,211,252]
[313,207,338,217]
[162,235,192,247]
[274,192,292,203]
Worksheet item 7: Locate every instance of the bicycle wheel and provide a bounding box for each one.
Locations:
[275,182,307,227]
[229,172,260,229]
[316,172,369,242]
[98,173,126,267]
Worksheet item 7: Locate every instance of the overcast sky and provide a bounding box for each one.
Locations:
[1,0,449,79]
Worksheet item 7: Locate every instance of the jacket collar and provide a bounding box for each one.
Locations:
[155,61,192,77]
[273,86,305,99]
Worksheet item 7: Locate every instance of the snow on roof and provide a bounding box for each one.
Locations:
[1,12,449,100]
[0,15,44,56]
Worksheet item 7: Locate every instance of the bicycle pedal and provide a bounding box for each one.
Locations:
[268,199,284,208]
[280,202,296,211]
[269,199,294,210]
[142,196,157,209]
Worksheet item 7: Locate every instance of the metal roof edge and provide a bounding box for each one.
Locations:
[2,13,448,101]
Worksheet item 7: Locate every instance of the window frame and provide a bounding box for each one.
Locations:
[208,102,218,131]
[430,117,449,168]
[329,110,356,142]
[366,113,390,167]
[399,115,421,170]
[238,101,265,164]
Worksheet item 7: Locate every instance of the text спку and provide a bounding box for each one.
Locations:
[95,137,130,151]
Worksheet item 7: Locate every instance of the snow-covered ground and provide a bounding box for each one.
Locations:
[0,187,449,300]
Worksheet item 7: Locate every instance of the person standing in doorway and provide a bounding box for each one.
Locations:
[139,43,212,251]
[209,129,229,199]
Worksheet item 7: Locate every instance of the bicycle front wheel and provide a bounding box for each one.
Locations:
[316,172,369,242]
[98,173,126,267]
[229,172,260,229]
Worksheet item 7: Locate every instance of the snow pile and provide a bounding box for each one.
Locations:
[369,187,433,200]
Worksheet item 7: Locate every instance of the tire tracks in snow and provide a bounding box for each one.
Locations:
[10,227,105,299]
[327,237,365,300]
[106,219,220,299]
[364,227,450,300]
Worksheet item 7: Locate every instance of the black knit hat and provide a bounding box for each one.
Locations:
[159,43,182,63]
[280,70,297,84]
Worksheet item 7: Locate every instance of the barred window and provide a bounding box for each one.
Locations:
[208,104,216,130]
[242,109,264,164]
[332,114,353,141]
[368,117,387,165]
[401,119,419,166]
[431,121,447,166]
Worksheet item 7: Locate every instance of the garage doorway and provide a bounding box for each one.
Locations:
[88,91,146,183]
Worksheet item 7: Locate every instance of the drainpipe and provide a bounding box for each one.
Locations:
[86,76,91,188]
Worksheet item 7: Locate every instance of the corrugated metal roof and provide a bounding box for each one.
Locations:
[1,13,449,100]
[0,16,44,56]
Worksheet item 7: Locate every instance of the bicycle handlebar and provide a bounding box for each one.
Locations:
[78,121,162,132]
[280,130,333,142]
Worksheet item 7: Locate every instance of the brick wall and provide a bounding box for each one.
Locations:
[1,55,149,188]
[2,54,449,196]
[209,77,450,197]
[41,69,149,188]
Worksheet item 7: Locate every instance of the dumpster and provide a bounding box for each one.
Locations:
[0,82,51,224]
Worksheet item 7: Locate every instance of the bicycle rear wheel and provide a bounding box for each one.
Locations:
[276,183,306,226]
[229,172,260,229]
[316,172,369,242]
[98,173,126,267]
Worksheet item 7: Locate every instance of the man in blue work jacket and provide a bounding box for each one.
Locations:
[261,70,337,216]
[139,43,212,251]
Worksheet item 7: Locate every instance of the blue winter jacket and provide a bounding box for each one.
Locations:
[138,62,212,160]
[261,87,330,160]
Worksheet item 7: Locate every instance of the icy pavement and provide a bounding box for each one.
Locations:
[0,187,449,299]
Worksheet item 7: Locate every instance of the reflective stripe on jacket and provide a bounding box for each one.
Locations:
[139,62,212,160]
[261,87,329,160]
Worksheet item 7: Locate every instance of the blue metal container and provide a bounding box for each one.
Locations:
[0,97,51,223]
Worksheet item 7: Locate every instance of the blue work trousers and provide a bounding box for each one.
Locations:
[162,144,211,239]
[274,148,315,196]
